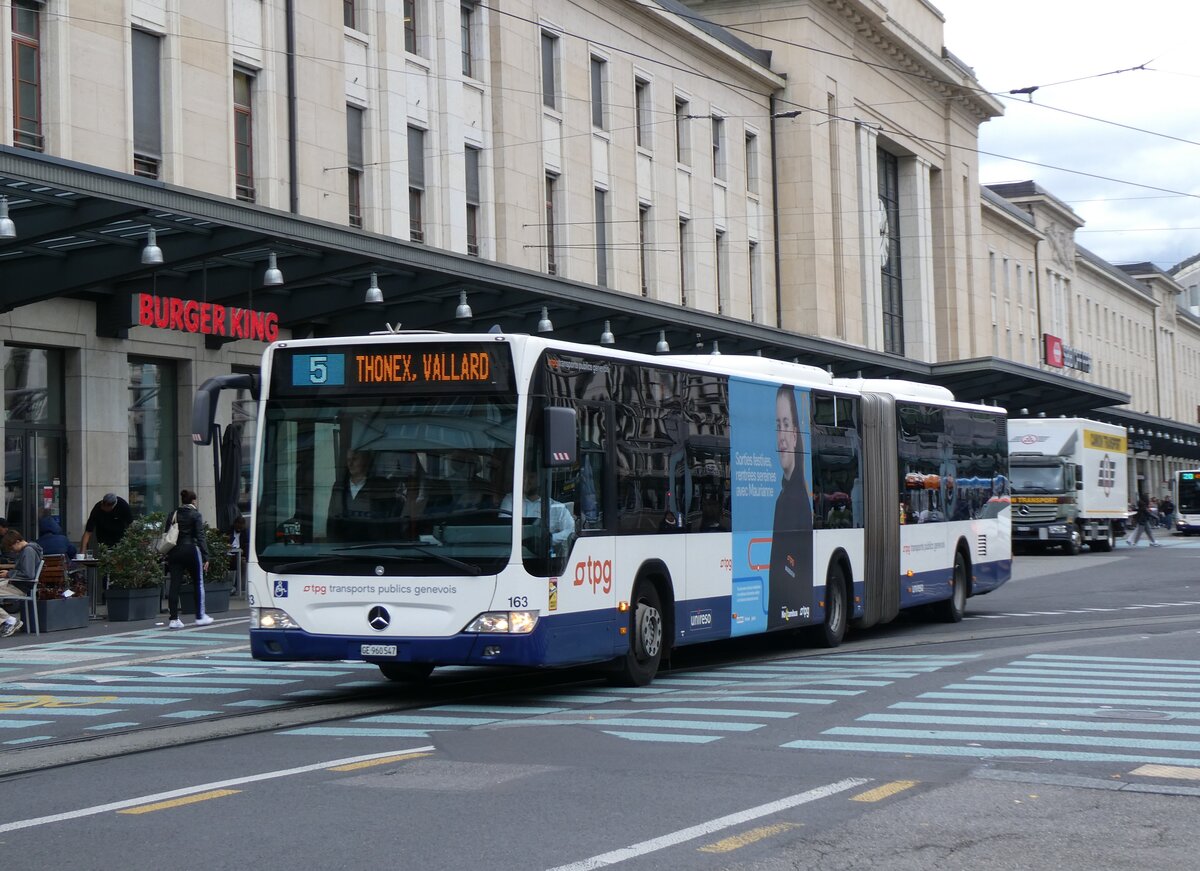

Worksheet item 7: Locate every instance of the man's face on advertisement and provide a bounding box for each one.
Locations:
[776,391,797,478]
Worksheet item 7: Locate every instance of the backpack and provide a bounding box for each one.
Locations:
[155,511,180,554]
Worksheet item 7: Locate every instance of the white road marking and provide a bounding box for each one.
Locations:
[544,778,869,870]
[0,746,435,834]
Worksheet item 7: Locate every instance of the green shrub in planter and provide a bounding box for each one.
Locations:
[99,513,166,590]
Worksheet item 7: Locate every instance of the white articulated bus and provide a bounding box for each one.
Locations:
[192,332,1012,685]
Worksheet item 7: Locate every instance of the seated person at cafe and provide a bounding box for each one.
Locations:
[0,529,45,637]
[37,517,78,561]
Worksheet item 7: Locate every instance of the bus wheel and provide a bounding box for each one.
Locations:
[936,552,967,623]
[816,562,847,648]
[608,581,664,687]
[379,663,435,682]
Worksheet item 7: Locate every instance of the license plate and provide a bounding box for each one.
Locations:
[361,644,398,657]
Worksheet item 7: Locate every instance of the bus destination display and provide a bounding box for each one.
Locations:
[275,343,512,395]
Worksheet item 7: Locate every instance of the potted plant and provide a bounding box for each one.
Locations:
[179,527,234,615]
[100,513,166,622]
[35,560,90,631]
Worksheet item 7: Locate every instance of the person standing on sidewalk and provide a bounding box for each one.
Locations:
[163,489,212,628]
[79,492,134,555]
[1126,495,1161,548]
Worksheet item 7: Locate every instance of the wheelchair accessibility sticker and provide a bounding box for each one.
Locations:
[274,580,289,598]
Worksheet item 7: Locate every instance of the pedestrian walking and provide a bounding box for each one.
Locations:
[163,489,212,628]
[1160,495,1175,531]
[1126,496,1161,547]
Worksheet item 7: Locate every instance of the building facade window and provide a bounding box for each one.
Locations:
[465,145,481,256]
[343,0,358,29]
[12,0,43,151]
[128,358,178,517]
[461,3,475,78]
[711,115,725,181]
[715,229,728,313]
[347,105,364,228]
[132,29,162,179]
[404,0,418,54]
[233,69,256,202]
[745,132,758,195]
[638,203,652,297]
[877,149,903,355]
[594,188,609,287]
[545,172,559,275]
[590,55,607,130]
[3,346,66,537]
[635,78,650,150]
[749,240,762,322]
[674,96,689,164]
[408,126,425,243]
[678,217,690,306]
[541,31,559,110]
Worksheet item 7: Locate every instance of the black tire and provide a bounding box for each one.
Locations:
[1091,523,1115,553]
[1062,525,1083,555]
[935,551,967,623]
[607,580,664,687]
[379,662,435,682]
[816,561,847,648]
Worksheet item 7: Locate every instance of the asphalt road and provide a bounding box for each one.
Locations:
[1,536,1198,871]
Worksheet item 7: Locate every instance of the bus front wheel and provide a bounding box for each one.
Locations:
[379,663,435,683]
[608,580,664,687]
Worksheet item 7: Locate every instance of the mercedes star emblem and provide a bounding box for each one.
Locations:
[368,606,391,631]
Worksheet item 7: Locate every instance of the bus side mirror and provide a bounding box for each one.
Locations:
[544,407,577,467]
[1075,464,1084,490]
[191,373,258,445]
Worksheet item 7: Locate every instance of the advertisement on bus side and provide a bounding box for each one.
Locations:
[729,378,815,636]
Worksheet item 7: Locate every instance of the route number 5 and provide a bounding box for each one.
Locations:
[308,355,329,384]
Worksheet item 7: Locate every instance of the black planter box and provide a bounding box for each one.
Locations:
[106,587,161,622]
[35,596,90,631]
[180,582,232,615]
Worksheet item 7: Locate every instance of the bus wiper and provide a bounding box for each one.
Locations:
[1014,485,1049,493]
[332,543,483,576]
[271,549,481,576]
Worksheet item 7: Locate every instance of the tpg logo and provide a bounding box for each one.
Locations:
[573,557,612,594]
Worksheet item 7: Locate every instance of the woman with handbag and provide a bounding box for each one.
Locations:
[164,489,212,628]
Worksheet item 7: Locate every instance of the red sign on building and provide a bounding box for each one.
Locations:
[134,293,279,342]
[1043,333,1064,368]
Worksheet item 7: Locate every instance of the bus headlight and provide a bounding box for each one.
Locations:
[252,607,300,630]
[464,611,539,634]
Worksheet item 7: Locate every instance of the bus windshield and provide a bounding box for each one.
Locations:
[255,393,518,576]
[1011,463,1065,493]
[1178,472,1200,513]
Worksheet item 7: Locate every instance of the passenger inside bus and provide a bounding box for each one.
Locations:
[327,449,396,541]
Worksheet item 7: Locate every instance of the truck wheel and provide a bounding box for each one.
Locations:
[1091,523,1115,553]
[1063,526,1083,555]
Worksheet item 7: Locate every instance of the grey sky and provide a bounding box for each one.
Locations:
[935,0,1200,271]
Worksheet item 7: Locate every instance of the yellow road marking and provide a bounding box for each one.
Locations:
[698,822,800,853]
[327,751,432,771]
[1130,764,1200,781]
[118,789,241,815]
[851,780,919,802]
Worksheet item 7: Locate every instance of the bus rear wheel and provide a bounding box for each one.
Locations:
[815,561,847,648]
[935,551,967,623]
[379,663,435,683]
[607,580,663,687]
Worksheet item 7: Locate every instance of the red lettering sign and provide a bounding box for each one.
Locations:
[133,293,278,342]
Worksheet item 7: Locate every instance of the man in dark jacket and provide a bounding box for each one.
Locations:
[37,517,77,561]
[80,493,133,555]
[768,385,814,629]
[164,489,212,628]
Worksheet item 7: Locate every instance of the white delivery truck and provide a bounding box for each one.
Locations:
[1008,418,1128,554]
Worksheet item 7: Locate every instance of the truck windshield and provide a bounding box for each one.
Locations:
[1011,464,1065,493]
[255,393,517,576]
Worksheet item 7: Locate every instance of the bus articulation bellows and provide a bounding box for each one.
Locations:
[192,332,1012,686]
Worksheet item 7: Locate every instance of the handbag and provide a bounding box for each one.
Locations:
[155,511,180,554]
